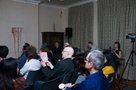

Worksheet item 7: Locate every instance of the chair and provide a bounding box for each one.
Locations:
[123,88,136,90]
[69,67,80,84]
[19,86,29,90]
[108,73,120,90]
[40,77,61,90]
[26,70,41,86]
[62,74,72,84]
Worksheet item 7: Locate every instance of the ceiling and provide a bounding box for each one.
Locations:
[10,0,97,8]
[41,0,92,7]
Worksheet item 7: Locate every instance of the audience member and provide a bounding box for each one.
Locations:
[34,47,74,90]
[40,47,51,61]
[0,58,26,90]
[63,42,70,48]
[20,46,41,79]
[102,50,117,77]
[63,50,109,90]
[18,43,30,69]
[0,45,9,61]
[88,41,99,52]
[53,42,62,54]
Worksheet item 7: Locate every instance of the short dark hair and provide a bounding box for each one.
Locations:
[40,47,50,55]
[0,46,9,58]
[114,42,120,49]
[0,58,18,90]
[88,41,93,45]
[25,46,37,60]
[25,43,30,47]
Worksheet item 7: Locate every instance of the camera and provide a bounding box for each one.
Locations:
[126,33,136,39]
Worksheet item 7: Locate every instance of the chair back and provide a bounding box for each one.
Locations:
[26,70,41,86]
[62,74,72,84]
[107,73,114,83]
[40,77,61,90]
[69,67,80,84]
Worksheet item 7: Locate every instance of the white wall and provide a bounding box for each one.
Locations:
[0,0,38,58]
[39,5,68,47]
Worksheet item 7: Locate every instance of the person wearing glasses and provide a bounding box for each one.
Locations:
[62,50,109,90]
[34,47,74,90]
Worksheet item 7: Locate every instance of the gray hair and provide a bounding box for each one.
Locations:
[89,50,105,70]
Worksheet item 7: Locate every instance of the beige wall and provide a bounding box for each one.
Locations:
[0,0,38,58]
[93,1,98,46]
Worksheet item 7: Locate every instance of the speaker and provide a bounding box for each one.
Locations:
[65,28,72,37]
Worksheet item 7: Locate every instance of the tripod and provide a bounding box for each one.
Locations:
[118,39,136,86]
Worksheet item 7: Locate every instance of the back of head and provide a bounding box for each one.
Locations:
[0,58,18,90]
[89,50,105,70]
[25,46,37,60]
[0,46,9,58]
[25,43,30,47]
[88,41,93,45]
[103,50,117,71]
[64,47,74,57]
[40,47,50,55]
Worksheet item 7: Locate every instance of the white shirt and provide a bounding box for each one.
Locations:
[20,59,41,79]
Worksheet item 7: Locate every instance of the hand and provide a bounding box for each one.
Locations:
[62,83,75,90]
[45,61,54,69]
[41,60,46,67]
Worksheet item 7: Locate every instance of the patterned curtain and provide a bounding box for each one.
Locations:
[98,0,136,80]
[68,3,93,50]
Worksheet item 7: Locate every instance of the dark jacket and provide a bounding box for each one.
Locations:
[42,58,74,80]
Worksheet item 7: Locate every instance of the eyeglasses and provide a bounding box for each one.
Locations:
[62,51,69,53]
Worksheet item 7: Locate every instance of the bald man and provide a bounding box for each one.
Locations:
[34,47,74,90]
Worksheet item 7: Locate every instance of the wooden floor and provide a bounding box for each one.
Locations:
[109,77,136,90]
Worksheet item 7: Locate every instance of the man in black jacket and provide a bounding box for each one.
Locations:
[34,47,74,90]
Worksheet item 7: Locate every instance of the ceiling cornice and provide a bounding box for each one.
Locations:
[10,0,42,5]
[9,0,98,9]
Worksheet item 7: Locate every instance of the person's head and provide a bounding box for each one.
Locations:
[40,47,50,55]
[114,42,120,49]
[103,50,117,72]
[63,43,70,48]
[85,50,105,73]
[24,43,30,47]
[25,46,37,60]
[23,43,30,53]
[62,47,74,59]
[88,41,93,48]
[0,58,18,90]
[0,46,9,59]
[55,42,59,48]
[41,43,47,48]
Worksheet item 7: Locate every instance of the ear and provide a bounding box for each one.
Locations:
[89,62,93,68]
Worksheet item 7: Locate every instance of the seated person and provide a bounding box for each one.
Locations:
[39,47,51,62]
[0,45,9,61]
[0,58,26,90]
[63,42,70,48]
[34,47,75,90]
[20,46,41,79]
[102,50,117,77]
[63,50,109,90]
[112,42,122,59]
[18,44,30,69]
[88,41,99,52]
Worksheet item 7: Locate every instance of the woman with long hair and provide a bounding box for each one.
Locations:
[113,42,122,59]
[102,50,117,77]
[0,58,26,90]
